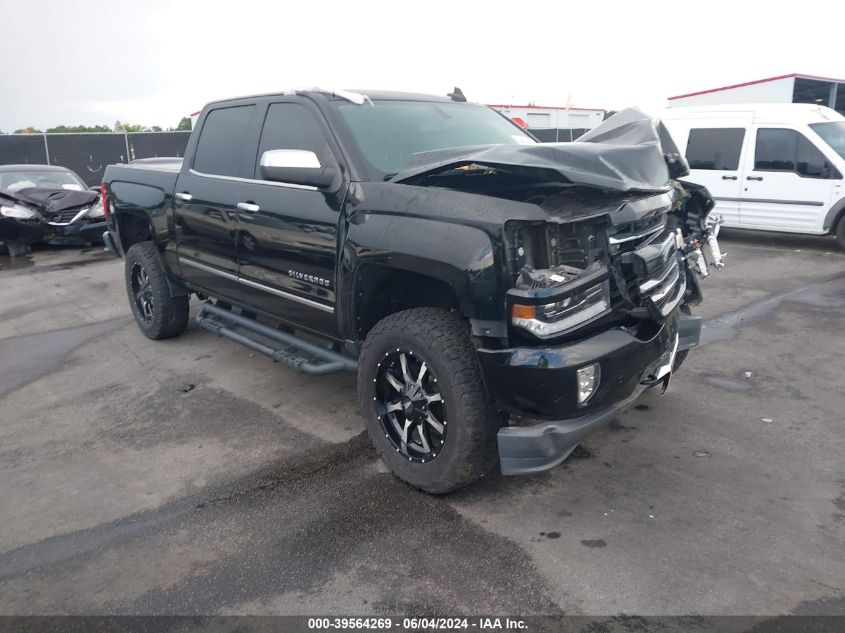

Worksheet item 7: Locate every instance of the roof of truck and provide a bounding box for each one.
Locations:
[203,89,463,110]
[335,90,454,102]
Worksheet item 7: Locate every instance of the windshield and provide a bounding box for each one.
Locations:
[0,169,86,191]
[336,101,535,178]
[809,121,845,160]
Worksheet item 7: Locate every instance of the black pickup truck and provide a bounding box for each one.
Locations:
[102,89,723,493]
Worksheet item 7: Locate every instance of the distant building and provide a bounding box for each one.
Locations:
[488,104,605,141]
[667,73,845,116]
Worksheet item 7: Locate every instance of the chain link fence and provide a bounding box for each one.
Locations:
[0,131,190,187]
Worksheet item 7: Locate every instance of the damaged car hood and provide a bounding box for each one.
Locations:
[390,107,689,193]
[0,187,99,216]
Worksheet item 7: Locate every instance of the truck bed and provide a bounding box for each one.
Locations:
[104,160,181,204]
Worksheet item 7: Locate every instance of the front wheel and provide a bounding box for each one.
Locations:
[124,241,189,340]
[835,213,845,252]
[358,308,504,494]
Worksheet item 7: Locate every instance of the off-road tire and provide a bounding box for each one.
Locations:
[835,213,845,252]
[358,308,504,494]
[124,241,189,340]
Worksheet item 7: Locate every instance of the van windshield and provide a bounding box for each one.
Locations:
[809,122,845,160]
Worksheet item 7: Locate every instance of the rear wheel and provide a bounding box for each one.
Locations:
[124,241,189,340]
[358,308,504,494]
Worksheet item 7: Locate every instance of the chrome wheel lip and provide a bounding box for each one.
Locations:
[375,349,446,463]
[131,262,154,324]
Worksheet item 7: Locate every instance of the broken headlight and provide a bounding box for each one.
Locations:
[85,200,105,219]
[511,279,611,338]
[0,203,39,220]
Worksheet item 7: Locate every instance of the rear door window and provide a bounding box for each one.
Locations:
[193,105,256,177]
[685,128,745,170]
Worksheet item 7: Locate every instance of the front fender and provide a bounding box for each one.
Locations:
[339,213,504,339]
[822,197,845,232]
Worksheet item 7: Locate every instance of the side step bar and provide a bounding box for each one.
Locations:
[195,301,358,376]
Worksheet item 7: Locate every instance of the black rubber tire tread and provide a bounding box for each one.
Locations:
[358,308,504,494]
[835,213,845,252]
[124,241,189,340]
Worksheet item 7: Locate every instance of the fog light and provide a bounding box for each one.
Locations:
[576,363,600,404]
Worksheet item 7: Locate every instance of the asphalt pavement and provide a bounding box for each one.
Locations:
[0,232,843,619]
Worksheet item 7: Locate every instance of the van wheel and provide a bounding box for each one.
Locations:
[124,241,189,340]
[358,308,504,494]
[835,214,845,251]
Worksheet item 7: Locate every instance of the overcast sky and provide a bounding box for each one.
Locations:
[1,0,843,131]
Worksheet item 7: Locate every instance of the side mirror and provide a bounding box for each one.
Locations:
[259,149,337,188]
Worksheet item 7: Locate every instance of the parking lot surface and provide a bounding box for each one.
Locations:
[0,232,843,617]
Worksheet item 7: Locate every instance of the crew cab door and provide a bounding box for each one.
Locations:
[235,99,344,336]
[173,103,257,300]
[740,127,841,232]
[681,125,748,227]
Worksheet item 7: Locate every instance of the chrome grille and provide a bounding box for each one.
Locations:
[46,207,88,225]
[608,214,666,254]
[615,229,684,319]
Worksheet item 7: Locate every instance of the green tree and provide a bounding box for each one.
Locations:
[46,124,112,133]
[13,127,42,134]
[114,121,146,133]
[176,116,192,131]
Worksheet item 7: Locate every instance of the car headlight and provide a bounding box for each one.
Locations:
[85,200,105,218]
[0,203,39,220]
[511,280,611,338]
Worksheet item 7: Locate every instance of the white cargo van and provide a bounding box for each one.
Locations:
[660,104,845,249]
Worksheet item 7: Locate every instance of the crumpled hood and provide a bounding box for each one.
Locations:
[390,107,689,193]
[0,187,99,215]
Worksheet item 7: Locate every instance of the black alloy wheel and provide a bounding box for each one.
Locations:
[131,262,155,323]
[358,308,504,494]
[375,349,446,463]
[123,241,189,340]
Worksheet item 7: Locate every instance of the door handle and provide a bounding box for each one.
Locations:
[175,192,193,202]
[236,202,260,213]
[722,175,738,180]
[746,176,764,181]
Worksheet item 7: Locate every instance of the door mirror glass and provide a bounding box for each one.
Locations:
[259,149,336,188]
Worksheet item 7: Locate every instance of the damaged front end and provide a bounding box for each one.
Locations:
[0,187,106,254]
[392,107,727,475]
[504,181,722,349]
